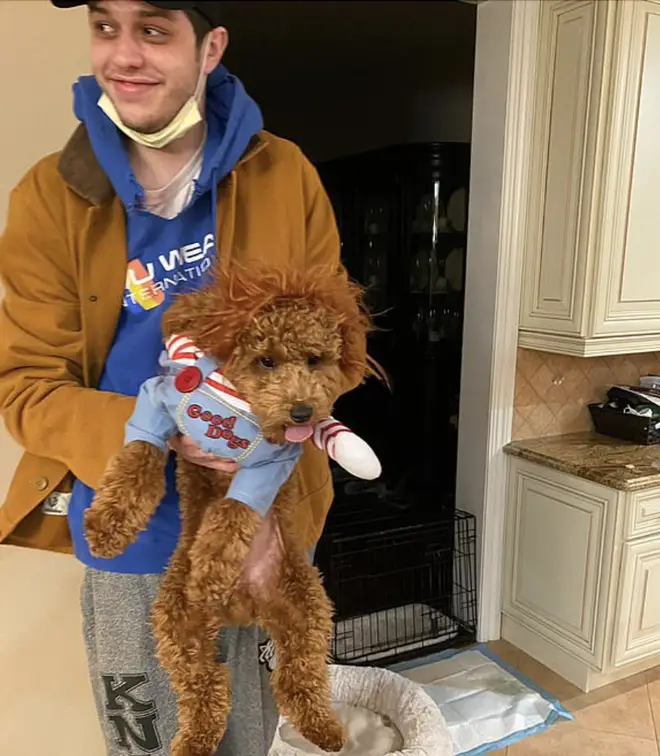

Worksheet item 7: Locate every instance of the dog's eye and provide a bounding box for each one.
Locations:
[258,356,276,369]
[307,355,322,367]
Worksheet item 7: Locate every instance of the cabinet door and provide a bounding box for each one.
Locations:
[613,535,660,666]
[519,0,603,343]
[592,1,660,340]
[503,459,617,668]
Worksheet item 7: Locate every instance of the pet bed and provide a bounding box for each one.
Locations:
[270,664,453,756]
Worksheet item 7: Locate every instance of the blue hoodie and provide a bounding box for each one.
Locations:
[67,66,264,574]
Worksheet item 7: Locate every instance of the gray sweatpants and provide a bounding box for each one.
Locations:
[81,567,278,756]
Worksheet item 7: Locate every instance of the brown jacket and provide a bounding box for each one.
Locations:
[0,126,351,554]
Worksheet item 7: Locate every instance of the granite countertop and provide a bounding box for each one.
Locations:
[504,432,660,492]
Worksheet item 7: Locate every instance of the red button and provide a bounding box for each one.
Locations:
[175,366,202,393]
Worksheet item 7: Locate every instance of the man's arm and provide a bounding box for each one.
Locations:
[301,156,344,271]
[300,156,367,391]
[0,167,134,489]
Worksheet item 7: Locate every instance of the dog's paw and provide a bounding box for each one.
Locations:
[296,711,347,754]
[84,504,137,558]
[170,713,228,756]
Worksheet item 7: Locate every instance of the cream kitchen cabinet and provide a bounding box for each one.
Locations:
[502,455,660,692]
[519,0,660,356]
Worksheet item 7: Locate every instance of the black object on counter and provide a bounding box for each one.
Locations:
[589,387,660,446]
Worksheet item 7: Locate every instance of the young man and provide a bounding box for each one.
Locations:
[0,2,357,754]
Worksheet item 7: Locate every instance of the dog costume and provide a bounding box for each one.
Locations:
[126,334,381,517]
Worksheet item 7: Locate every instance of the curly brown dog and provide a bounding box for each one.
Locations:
[83,262,378,756]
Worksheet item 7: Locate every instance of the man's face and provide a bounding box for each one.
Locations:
[89,1,225,134]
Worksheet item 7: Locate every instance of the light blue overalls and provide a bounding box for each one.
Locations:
[125,350,302,516]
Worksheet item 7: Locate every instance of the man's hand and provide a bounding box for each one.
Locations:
[169,434,239,474]
[242,508,284,596]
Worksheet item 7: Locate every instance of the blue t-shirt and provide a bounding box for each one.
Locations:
[67,66,264,574]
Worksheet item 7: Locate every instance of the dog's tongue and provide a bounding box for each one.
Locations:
[285,425,314,443]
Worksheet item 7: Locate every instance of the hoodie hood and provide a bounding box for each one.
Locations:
[72,65,263,209]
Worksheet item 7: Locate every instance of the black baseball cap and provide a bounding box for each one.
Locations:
[51,2,224,29]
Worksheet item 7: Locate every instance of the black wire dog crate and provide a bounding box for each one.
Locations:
[315,492,478,666]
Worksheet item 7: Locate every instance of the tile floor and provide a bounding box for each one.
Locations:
[489,640,660,755]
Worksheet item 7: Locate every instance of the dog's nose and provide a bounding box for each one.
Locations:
[290,403,314,424]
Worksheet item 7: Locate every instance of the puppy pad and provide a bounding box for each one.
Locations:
[392,645,573,755]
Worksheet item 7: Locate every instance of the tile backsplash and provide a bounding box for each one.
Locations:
[513,348,660,440]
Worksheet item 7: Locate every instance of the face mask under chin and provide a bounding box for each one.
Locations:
[97,92,204,150]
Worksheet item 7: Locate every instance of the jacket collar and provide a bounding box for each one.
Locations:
[57,124,267,206]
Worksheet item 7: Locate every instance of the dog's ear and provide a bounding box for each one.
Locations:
[337,277,372,390]
[310,266,386,391]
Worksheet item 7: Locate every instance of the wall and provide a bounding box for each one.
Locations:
[0,3,103,755]
[513,348,660,440]
[244,73,475,163]
[221,0,477,161]
[0,0,90,500]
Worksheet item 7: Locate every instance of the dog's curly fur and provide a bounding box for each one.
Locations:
[83,262,378,756]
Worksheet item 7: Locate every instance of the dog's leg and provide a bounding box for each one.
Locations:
[154,462,235,756]
[186,496,261,620]
[258,548,345,753]
[151,461,229,695]
[170,663,232,756]
[171,496,261,756]
[84,441,167,558]
[254,504,345,755]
